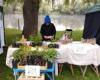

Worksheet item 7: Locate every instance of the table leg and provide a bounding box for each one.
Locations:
[14,72,17,80]
[90,65,99,77]
[55,62,58,76]
[79,66,87,78]
[59,63,63,75]
[95,66,99,77]
[15,75,17,80]
[52,72,55,80]
[70,64,74,76]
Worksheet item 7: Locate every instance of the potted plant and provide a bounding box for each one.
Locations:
[28,35,42,46]
[12,36,21,47]
[42,49,57,62]
[12,45,32,67]
[12,45,57,69]
[12,35,28,47]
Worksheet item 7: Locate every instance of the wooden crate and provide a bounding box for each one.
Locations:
[18,73,45,80]
[17,62,47,70]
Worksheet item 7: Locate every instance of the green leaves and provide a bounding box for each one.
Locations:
[13,45,33,61]
[28,35,41,42]
[43,49,57,62]
[13,46,57,62]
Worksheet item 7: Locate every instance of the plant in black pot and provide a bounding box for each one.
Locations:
[28,35,42,46]
[43,49,57,62]
[29,48,57,69]
[12,45,33,67]
[12,46,57,69]
[48,44,59,48]
[12,36,21,47]
[12,46,45,67]
[28,47,47,66]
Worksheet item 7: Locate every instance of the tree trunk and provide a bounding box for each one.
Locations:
[22,0,40,38]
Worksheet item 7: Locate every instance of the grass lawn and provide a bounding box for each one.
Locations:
[0,28,100,80]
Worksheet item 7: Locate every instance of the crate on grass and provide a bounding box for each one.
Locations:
[18,73,45,80]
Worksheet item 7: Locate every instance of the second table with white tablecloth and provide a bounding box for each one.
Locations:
[55,41,100,76]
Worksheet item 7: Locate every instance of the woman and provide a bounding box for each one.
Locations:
[40,15,56,41]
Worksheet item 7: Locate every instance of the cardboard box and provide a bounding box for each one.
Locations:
[17,63,47,70]
[18,73,45,80]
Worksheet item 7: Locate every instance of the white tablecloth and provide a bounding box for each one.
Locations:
[55,41,100,75]
[6,47,18,68]
[56,41,100,66]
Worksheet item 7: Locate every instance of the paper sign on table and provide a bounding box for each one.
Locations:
[25,65,40,77]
